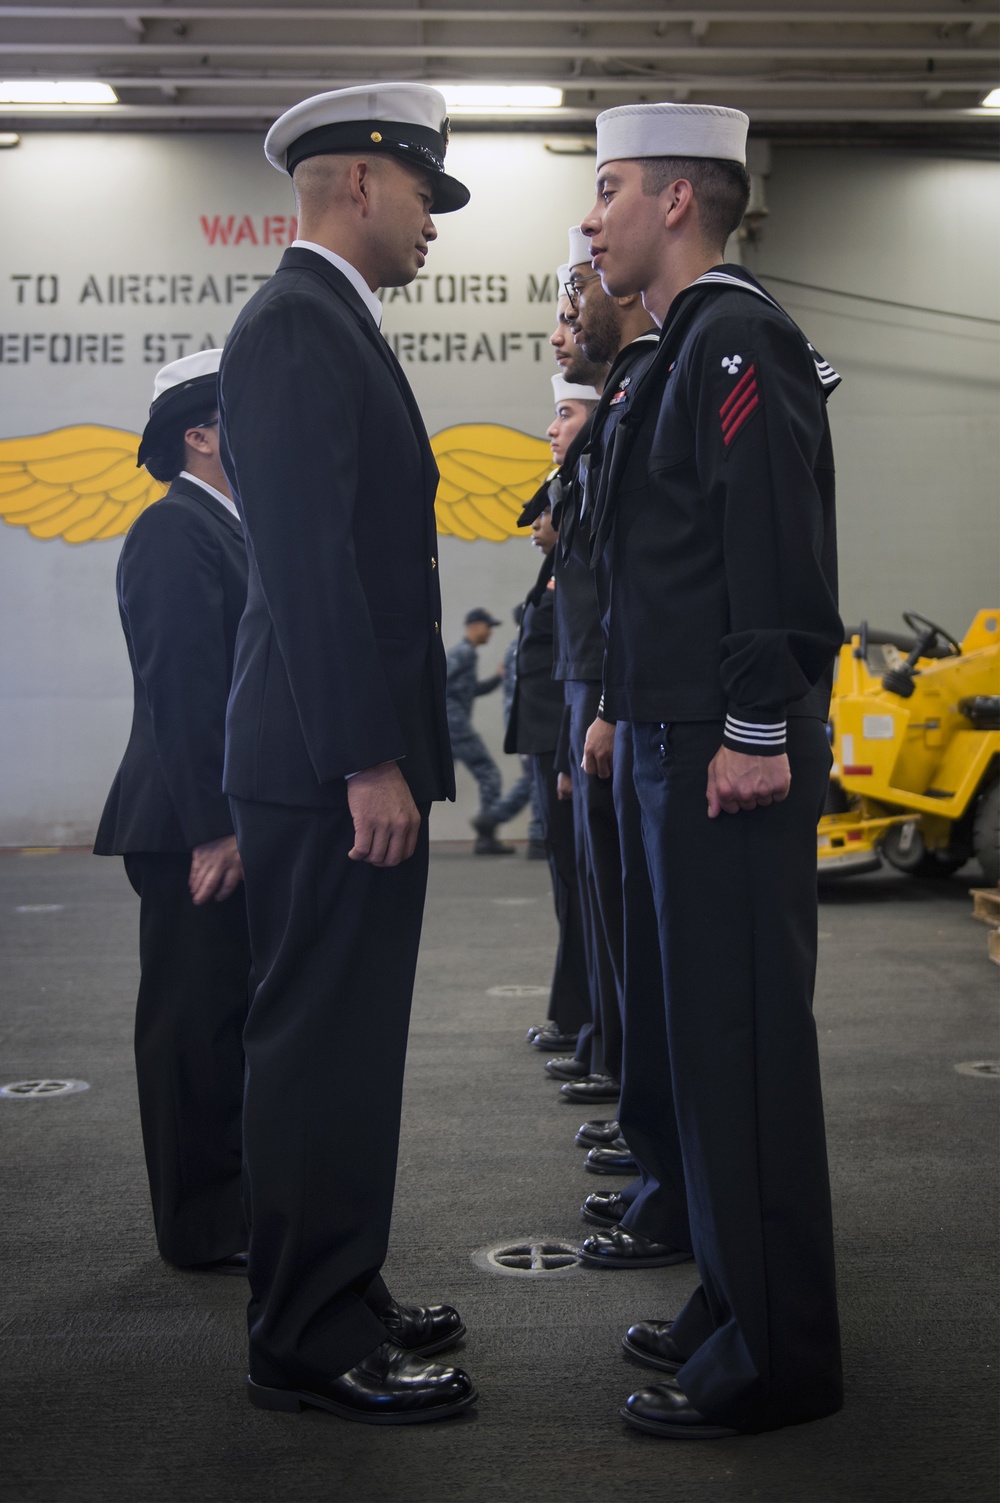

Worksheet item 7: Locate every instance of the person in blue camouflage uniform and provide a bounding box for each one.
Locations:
[446,607,527,854]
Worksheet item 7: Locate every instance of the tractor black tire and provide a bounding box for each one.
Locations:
[973,780,999,886]
[882,823,968,879]
[909,850,970,879]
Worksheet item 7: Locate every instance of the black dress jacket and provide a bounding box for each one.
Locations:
[504,552,565,756]
[592,266,843,752]
[218,246,454,807]
[552,334,659,685]
[94,477,249,854]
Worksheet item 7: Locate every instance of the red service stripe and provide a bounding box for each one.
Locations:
[722,393,759,447]
[721,380,758,437]
[842,765,874,775]
[719,362,756,420]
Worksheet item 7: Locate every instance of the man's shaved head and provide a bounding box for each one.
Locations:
[292,151,384,214]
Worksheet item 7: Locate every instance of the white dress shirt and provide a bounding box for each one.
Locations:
[291,240,383,328]
[179,470,241,522]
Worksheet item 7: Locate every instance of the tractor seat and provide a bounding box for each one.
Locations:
[959,696,1000,731]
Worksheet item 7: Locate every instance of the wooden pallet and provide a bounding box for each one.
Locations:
[969,887,1000,966]
[970,887,1000,926]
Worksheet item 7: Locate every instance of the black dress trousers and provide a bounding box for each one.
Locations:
[123,852,250,1267]
[529,756,592,1039]
[630,717,842,1433]
[231,794,431,1388]
[565,680,624,1082]
[611,722,691,1247]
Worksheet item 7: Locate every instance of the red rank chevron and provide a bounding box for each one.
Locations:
[719,362,759,447]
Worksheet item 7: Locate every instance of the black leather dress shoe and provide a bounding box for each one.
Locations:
[381,1299,466,1357]
[575,1118,621,1147]
[622,1319,686,1373]
[621,1377,739,1439]
[584,1141,636,1175]
[184,1251,248,1275]
[581,1191,629,1228]
[580,1227,692,1269]
[528,1025,579,1050]
[545,1056,589,1080]
[559,1074,620,1103]
[247,1341,477,1426]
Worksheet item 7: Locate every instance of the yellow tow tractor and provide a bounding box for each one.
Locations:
[818,609,1000,883]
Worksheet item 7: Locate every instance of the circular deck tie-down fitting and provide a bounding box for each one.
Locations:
[0,1078,89,1099]
[472,1238,582,1278]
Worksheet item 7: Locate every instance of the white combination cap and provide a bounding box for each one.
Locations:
[595,103,749,172]
[567,225,592,268]
[552,373,601,406]
[151,348,222,404]
[264,82,470,212]
[138,349,223,466]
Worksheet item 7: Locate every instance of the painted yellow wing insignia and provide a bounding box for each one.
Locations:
[431,423,553,542]
[0,426,166,543]
[0,420,551,545]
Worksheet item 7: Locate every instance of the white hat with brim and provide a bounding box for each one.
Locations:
[552,373,601,405]
[596,103,749,173]
[138,348,222,467]
[264,82,470,213]
[567,225,592,268]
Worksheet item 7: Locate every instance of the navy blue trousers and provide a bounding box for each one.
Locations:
[612,724,691,1247]
[565,681,623,1080]
[125,852,250,1268]
[530,753,593,1037]
[231,795,429,1387]
[629,718,842,1432]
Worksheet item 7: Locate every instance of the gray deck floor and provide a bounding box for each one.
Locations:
[0,847,997,1503]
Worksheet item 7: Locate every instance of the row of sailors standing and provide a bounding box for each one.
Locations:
[503,104,844,1434]
[95,83,846,1441]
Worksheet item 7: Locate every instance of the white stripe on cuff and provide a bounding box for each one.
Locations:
[725,715,787,745]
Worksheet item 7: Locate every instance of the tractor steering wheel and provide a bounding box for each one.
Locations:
[901,611,962,662]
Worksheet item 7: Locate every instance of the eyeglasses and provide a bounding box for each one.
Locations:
[563,272,602,310]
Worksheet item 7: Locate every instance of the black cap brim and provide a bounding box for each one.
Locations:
[517,479,553,528]
[284,118,470,213]
[137,373,218,467]
[425,166,470,214]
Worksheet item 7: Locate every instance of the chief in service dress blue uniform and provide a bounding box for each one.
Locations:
[218,85,477,1425]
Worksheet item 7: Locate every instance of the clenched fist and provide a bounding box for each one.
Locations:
[706,747,791,818]
[347,761,421,867]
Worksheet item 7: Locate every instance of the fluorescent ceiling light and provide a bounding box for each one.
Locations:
[982,87,1000,108]
[0,81,118,104]
[441,85,563,115]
